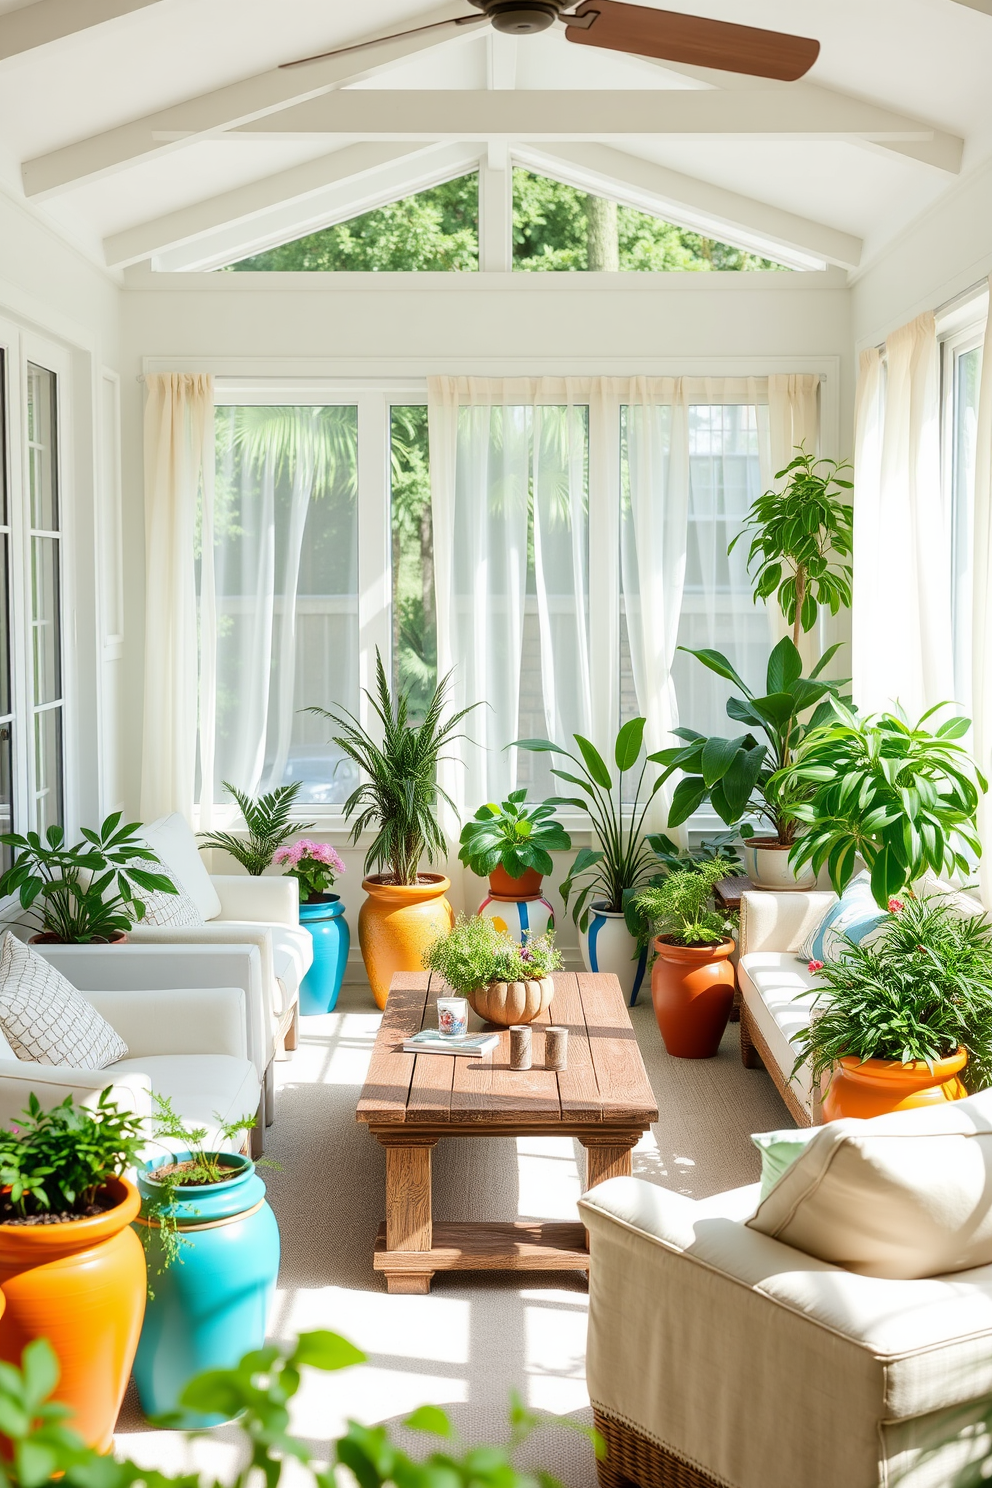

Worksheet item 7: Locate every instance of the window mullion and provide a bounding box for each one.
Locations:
[589,387,620,764]
[357,389,392,732]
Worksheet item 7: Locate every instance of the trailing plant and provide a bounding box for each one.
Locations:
[273,839,345,902]
[655,636,848,847]
[512,718,667,935]
[729,444,854,648]
[310,650,480,886]
[458,788,571,880]
[423,915,562,995]
[198,781,315,877]
[793,893,992,1092]
[634,860,735,948]
[0,813,177,943]
[0,1328,600,1488]
[776,703,986,907]
[0,1089,146,1220]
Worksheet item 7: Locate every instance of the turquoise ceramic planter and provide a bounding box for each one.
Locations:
[133,1152,280,1427]
[299,895,349,1014]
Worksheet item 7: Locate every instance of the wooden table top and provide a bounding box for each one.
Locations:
[357,971,659,1130]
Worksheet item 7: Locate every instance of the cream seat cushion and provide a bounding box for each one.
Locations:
[748,1088,992,1279]
[221,922,312,1014]
[737,951,819,1107]
[113,1053,258,1150]
[140,812,222,921]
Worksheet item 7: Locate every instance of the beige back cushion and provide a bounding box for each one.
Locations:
[748,1088,992,1278]
[140,812,222,920]
[0,934,128,1069]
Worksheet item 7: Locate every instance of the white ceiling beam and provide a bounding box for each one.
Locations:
[20,1,484,199]
[109,142,483,272]
[518,142,861,270]
[0,0,167,62]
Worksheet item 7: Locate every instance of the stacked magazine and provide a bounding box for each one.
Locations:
[402,1028,499,1057]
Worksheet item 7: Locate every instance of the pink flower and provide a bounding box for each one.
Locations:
[274,840,346,874]
[888,897,904,913]
[808,959,824,973]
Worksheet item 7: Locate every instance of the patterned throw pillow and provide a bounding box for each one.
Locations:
[137,875,205,928]
[797,870,889,964]
[0,933,128,1068]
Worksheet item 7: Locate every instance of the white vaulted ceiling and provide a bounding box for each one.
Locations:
[0,0,990,276]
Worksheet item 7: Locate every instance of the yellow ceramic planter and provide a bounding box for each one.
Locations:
[359,874,454,1010]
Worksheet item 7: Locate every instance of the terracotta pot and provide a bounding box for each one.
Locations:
[0,1176,145,1451]
[650,936,736,1059]
[468,977,555,1026]
[488,864,544,900]
[742,839,816,891]
[29,931,128,945]
[358,873,454,1011]
[822,1047,969,1121]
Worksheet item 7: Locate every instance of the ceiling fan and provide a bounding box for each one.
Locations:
[281,1,820,82]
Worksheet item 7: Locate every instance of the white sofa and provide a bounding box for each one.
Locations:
[581,1174,992,1488]
[0,984,261,1160]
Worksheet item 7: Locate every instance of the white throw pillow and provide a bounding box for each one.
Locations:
[748,1088,992,1279]
[140,812,222,921]
[797,870,889,963]
[138,875,205,928]
[0,934,128,1069]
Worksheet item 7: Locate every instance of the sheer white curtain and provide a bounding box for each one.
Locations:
[141,373,214,822]
[853,313,951,720]
[971,279,992,907]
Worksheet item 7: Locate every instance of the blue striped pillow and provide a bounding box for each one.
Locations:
[798,871,888,964]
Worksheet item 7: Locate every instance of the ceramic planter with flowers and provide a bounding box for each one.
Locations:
[275,840,349,1014]
[635,861,737,1059]
[423,915,562,1027]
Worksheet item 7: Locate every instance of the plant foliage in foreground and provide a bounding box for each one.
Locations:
[0,1090,145,1220]
[0,1330,600,1488]
[198,782,315,877]
[792,894,992,1093]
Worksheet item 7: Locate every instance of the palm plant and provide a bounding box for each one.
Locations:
[198,781,314,876]
[310,651,479,885]
[222,404,359,497]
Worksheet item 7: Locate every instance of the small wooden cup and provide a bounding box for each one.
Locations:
[510,1025,533,1071]
[545,1026,569,1070]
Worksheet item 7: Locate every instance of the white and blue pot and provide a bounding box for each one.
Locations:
[581,903,648,1008]
[478,892,555,945]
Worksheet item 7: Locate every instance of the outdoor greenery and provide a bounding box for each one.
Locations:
[423,915,562,995]
[778,704,987,906]
[0,1090,145,1220]
[198,781,314,876]
[656,637,848,847]
[311,650,478,885]
[730,445,854,647]
[634,860,735,948]
[458,788,571,880]
[793,894,992,1093]
[390,405,437,715]
[0,814,177,943]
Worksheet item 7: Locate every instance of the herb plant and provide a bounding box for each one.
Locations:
[273,839,345,902]
[423,916,562,995]
[458,788,571,880]
[310,650,479,886]
[198,781,315,876]
[729,444,854,648]
[0,813,178,943]
[777,703,986,906]
[792,894,992,1092]
[0,1089,146,1220]
[634,861,735,948]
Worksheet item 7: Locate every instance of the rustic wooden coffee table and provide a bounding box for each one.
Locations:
[357,970,658,1293]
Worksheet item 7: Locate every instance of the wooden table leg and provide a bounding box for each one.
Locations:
[378,1135,437,1294]
[581,1132,641,1191]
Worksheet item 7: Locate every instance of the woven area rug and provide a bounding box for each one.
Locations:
[115,983,790,1484]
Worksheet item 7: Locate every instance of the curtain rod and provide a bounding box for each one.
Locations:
[936,274,990,318]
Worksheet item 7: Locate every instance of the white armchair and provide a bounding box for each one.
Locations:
[580,1175,992,1488]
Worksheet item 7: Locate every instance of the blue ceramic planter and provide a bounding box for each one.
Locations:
[133,1152,280,1427]
[299,895,349,1014]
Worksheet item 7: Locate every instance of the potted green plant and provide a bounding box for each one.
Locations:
[0,1089,147,1451]
[655,636,848,891]
[459,788,571,945]
[273,841,349,1015]
[0,813,178,943]
[423,915,563,1027]
[634,861,737,1058]
[776,703,986,906]
[791,893,992,1120]
[513,717,668,1006]
[309,650,480,1010]
[198,781,315,875]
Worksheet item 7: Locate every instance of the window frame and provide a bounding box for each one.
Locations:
[940,315,986,718]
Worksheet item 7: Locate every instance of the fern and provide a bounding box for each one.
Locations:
[198,781,315,876]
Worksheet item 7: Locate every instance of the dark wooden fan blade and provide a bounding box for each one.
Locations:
[564,1,820,81]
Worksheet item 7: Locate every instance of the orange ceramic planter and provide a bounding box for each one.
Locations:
[651,937,736,1059]
[822,1047,969,1121]
[488,865,544,900]
[359,873,454,1010]
[0,1176,145,1451]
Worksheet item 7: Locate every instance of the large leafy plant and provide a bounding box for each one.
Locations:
[458,789,571,880]
[777,704,986,906]
[0,1089,145,1219]
[656,637,846,846]
[198,781,314,876]
[633,860,735,948]
[0,813,177,943]
[730,444,854,647]
[792,894,992,1093]
[311,650,478,885]
[513,718,665,933]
